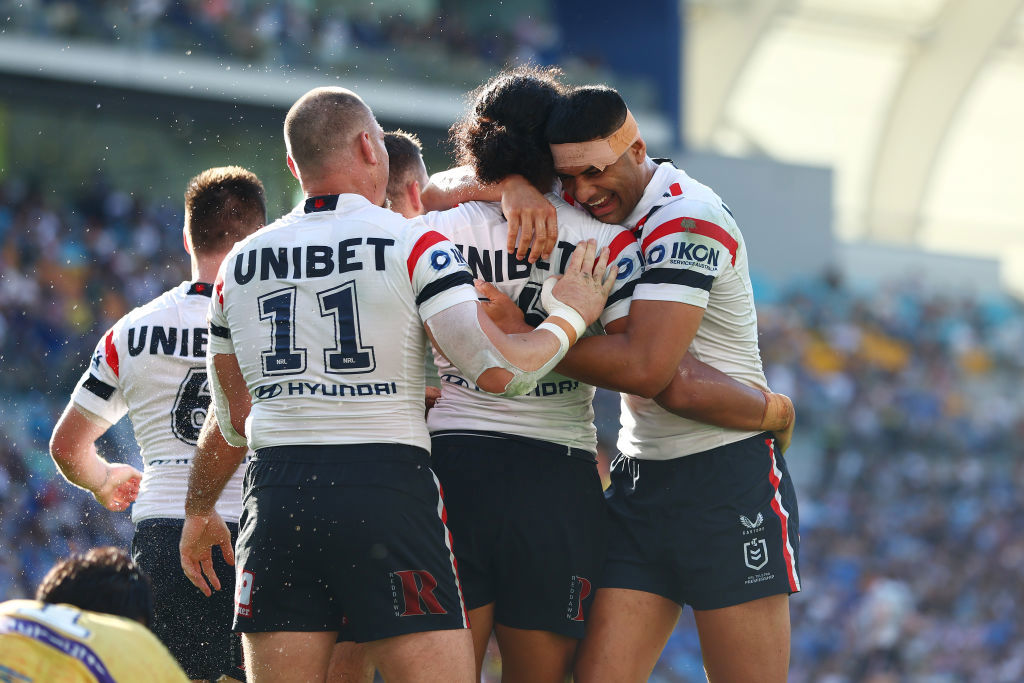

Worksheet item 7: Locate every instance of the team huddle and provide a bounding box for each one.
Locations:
[36,67,800,683]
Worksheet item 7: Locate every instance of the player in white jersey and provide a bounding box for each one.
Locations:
[49,167,266,682]
[410,68,795,683]
[178,87,615,683]
[478,86,800,682]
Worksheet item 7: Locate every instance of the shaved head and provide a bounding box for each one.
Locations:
[285,87,375,175]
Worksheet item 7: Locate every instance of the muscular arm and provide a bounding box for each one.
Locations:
[556,299,703,398]
[49,403,142,511]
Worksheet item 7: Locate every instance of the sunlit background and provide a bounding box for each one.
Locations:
[1,1,1023,681]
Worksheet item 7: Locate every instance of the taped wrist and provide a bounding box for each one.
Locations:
[540,277,586,339]
[208,358,248,448]
[426,301,573,398]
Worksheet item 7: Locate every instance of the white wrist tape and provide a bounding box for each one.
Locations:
[536,320,570,355]
[540,277,586,339]
[207,357,248,448]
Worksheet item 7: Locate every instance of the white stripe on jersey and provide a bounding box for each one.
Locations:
[69,281,247,523]
[619,163,769,459]
[422,196,643,453]
[208,193,477,452]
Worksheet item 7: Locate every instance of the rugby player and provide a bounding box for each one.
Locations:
[384,130,430,219]
[178,86,616,683]
[0,547,189,681]
[512,86,800,682]
[49,167,266,683]
[393,67,794,682]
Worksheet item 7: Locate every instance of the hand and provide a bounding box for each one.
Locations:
[92,463,142,512]
[180,511,235,597]
[475,279,532,334]
[502,176,557,263]
[424,386,441,415]
[550,240,618,326]
[761,392,795,454]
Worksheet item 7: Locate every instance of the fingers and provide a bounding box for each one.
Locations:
[201,558,221,592]
[181,557,213,597]
[539,208,558,261]
[601,264,619,296]
[565,239,598,274]
[508,207,558,263]
[474,279,501,301]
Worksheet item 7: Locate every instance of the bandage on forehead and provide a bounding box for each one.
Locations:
[550,109,640,172]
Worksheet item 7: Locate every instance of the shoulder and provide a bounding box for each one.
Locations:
[421,201,504,239]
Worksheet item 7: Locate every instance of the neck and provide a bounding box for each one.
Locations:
[192,253,226,284]
[301,167,383,206]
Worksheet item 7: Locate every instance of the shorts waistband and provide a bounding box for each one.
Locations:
[253,443,431,466]
[136,518,239,531]
[430,430,596,463]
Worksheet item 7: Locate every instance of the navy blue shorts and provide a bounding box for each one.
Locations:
[132,518,245,681]
[233,444,468,642]
[603,433,800,610]
[431,431,606,639]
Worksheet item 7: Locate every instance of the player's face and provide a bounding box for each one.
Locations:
[557,143,647,225]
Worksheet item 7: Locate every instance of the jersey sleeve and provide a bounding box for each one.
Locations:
[68,325,128,426]
[599,227,643,326]
[207,260,235,356]
[633,200,738,309]
[404,223,478,320]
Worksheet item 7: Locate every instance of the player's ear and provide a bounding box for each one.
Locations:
[629,137,646,164]
[408,180,424,216]
[359,131,379,166]
[182,227,192,255]
[286,155,300,180]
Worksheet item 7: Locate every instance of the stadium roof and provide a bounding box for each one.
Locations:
[686,0,1024,295]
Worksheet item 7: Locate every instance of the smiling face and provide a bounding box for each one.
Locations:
[557,139,650,225]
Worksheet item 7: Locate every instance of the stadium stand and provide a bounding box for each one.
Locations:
[3,176,1023,680]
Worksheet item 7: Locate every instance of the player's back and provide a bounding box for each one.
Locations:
[212,193,475,452]
[422,197,642,452]
[0,600,189,682]
[70,281,246,523]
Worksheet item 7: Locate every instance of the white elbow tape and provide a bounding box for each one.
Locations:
[207,359,248,448]
[540,277,587,339]
[427,302,571,398]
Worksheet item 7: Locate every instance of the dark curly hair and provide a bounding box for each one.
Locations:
[545,85,628,145]
[36,546,155,627]
[451,66,566,191]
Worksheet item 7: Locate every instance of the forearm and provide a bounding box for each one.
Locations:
[653,354,768,429]
[184,410,248,515]
[49,404,112,492]
[556,332,676,398]
[421,166,503,210]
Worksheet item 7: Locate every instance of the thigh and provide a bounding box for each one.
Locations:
[494,624,577,683]
[365,629,475,683]
[243,631,336,683]
[693,594,790,683]
[133,520,242,681]
[573,588,681,683]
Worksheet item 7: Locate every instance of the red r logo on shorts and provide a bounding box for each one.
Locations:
[567,576,593,622]
[236,570,254,618]
[392,570,447,616]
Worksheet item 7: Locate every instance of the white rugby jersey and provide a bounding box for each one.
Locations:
[616,162,769,460]
[423,195,642,453]
[70,281,246,523]
[208,193,478,452]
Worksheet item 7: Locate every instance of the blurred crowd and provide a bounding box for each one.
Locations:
[3,178,1024,680]
[1,0,581,80]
